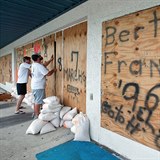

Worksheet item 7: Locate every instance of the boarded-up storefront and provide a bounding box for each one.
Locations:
[101,6,160,151]
[16,37,56,96]
[0,54,12,84]
[63,22,87,113]
[15,21,87,113]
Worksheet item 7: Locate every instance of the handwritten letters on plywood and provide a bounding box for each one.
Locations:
[101,6,160,150]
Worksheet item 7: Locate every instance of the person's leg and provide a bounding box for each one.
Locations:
[15,95,25,112]
[34,103,41,117]
[15,83,26,114]
[32,89,44,118]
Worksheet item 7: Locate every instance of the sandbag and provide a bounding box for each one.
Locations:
[63,107,77,121]
[38,112,57,121]
[60,106,71,119]
[71,125,76,134]
[60,119,64,127]
[40,123,56,134]
[73,113,90,142]
[42,103,62,111]
[41,106,62,114]
[26,119,47,135]
[50,117,60,128]
[43,96,60,104]
[63,120,73,128]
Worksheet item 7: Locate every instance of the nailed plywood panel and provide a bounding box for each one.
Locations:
[63,22,87,113]
[101,6,160,151]
[56,31,63,103]
[0,54,12,84]
[42,34,56,97]
[16,37,56,97]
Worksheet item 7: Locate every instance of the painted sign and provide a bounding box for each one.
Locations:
[101,6,160,151]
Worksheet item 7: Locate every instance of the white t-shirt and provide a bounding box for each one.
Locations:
[17,62,31,83]
[31,63,49,89]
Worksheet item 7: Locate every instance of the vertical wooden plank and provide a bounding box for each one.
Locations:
[42,34,55,97]
[56,31,63,103]
[63,22,87,112]
[101,6,160,151]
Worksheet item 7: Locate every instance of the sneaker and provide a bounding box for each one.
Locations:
[33,115,38,120]
[19,106,26,109]
[15,110,25,114]
[31,112,35,118]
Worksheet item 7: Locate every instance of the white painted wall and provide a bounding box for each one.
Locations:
[1,0,160,159]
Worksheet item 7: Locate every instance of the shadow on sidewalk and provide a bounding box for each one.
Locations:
[0,102,15,109]
[0,112,33,129]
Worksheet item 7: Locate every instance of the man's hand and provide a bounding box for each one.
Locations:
[50,55,54,61]
[53,68,57,72]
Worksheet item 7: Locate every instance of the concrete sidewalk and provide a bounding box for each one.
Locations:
[0,100,74,160]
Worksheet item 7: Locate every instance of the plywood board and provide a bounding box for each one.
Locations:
[0,54,12,84]
[101,6,160,151]
[42,34,56,97]
[55,31,63,103]
[16,37,56,96]
[63,22,87,112]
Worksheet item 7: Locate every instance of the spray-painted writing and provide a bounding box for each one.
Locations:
[102,81,160,148]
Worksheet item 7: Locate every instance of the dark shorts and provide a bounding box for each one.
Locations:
[17,83,27,95]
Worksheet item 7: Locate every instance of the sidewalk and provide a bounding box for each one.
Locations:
[0,100,74,160]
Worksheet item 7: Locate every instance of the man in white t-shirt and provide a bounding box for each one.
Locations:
[31,54,57,118]
[15,56,31,114]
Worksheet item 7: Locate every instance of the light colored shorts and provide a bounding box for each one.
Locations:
[32,89,46,104]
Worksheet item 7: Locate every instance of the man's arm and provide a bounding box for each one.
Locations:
[43,55,54,67]
[28,69,32,78]
[46,68,57,76]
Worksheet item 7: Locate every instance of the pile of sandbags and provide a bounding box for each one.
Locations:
[26,96,91,141]
[26,96,76,135]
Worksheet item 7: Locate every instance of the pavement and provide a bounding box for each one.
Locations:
[0,99,74,160]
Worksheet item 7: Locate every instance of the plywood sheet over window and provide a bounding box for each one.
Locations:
[101,6,160,151]
[63,22,87,113]
[16,37,56,96]
[42,35,56,97]
[0,54,12,84]
[55,31,63,103]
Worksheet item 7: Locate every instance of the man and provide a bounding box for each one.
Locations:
[31,54,56,118]
[15,56,31,114]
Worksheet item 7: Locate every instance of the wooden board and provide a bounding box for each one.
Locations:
[101,6,160,151]
[16,37,56,97]
[55,31,63,103]
[0,54,12,84]
[15,22,87,112]
[63,22,87,113]
[42,34,56,97]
